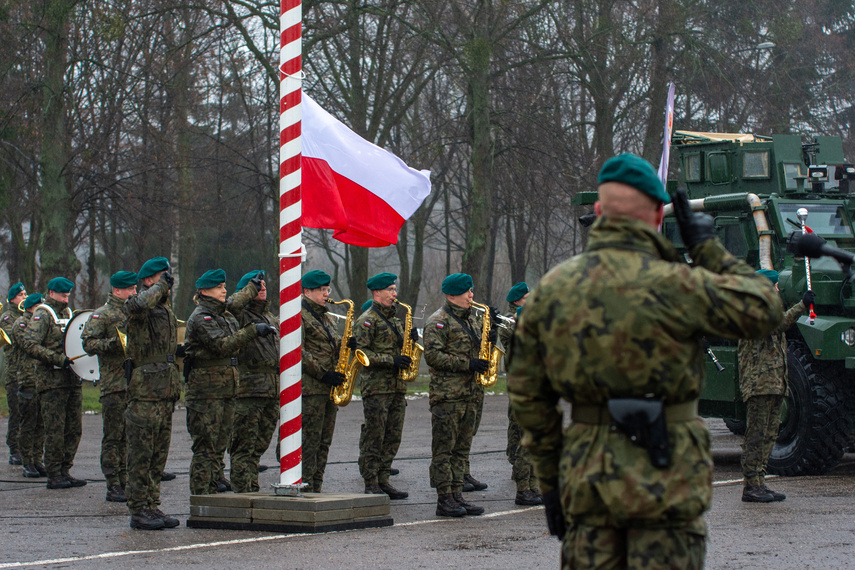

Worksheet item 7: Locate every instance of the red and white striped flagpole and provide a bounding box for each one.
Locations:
[277,0,303,493]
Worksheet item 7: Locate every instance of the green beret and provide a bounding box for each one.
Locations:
[361,300,373,312]
[46,277,74,293]
[237,270,264,292]
[366,272,397,291]
[506,282,529,303]
[302,270,331,290]
[110,271,138,289]
[22,293,44,309]
[442,273,473,296]
[598,153,670,204]
[756,269,779,284]
[7,282,24,301]
[138,257,170,279]
[196,269,226,290]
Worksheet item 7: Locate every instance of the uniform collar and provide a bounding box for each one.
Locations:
[44,295,68,313]
[107,293,125,307]
[444,300,471,319]
[303,296,328,313]
[587,215,679,262]
[372,301,397,318]
[198,294,225,315]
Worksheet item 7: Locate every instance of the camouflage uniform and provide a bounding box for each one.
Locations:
[301,296,341,492]
[81,294,129,490]
[508,216,783,568]
[21,296,81,479]
[498,306,537,492]
[227,283,279,493]
[124,280,180,516]
[12,311,44,466]
[185,294,258,495]
[354,301,408,487]
[738,299,807,488]
[423,301,484,494]
[2,302,24,459]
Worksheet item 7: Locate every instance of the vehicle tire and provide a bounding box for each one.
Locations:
[767,341,849,476]
[723,418,746,436]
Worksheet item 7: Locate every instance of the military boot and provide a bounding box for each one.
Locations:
[364,483,384,495]
[152,508,180,528]
[742,485,775,503]
[161,471,177,482]
[35,463,47,476]
[46,476,72,489]
[762,486,786,502]
[22,464,41,478]
[452,492,485,516]
[390,468,399,476]
[379,482,409,500]
[106,484,127,502]
[63,473,87,487]
[436,493,466,517]
[515,489,544,506]
[463,474,488,491]
[257,464,269,473]
[130,510,166,530]
[9,452,22,465]
[216,478,231,493]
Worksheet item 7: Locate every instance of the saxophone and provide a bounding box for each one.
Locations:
[327,298,369,407]
[394,299,423,382]
[470,301,505,387]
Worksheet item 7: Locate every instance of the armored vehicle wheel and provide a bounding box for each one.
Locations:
[767,342,849,476]
[723,418,746,436]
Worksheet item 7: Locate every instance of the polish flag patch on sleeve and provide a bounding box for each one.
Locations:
[92,314,100,319]
[435,322,444,329]
[33,316,40,320]
[203,316,212,321]
[363,321,371,327]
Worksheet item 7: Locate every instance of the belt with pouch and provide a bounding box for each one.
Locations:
[195,357,238,368]
[135,354,176,367]
[571,399,698,424]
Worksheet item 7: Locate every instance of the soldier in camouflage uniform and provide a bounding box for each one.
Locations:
[300,270,346,493]
[14,293,46,478]
[185,269,273,496]
[507,154,783,568]
[21,277,87,490]
[423,273,493,517]
[227,270,279,493]
[2,282,27,465]
[355,272,412,500]
[738,269,811,503]
[81,271,138,502]
[497,281,541,506]
[123,257,181,530]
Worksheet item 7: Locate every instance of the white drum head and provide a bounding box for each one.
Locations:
[65,310,100,382]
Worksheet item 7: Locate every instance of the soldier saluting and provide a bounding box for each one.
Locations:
[508,154,784,567]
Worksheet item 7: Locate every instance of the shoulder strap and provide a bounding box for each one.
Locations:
[442,305,479,342]
[302,299,336,347]
[371,307,404,348]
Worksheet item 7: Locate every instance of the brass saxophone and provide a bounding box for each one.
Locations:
[327,298,369,407]
[470,301,504,387]
[395,299,423,382]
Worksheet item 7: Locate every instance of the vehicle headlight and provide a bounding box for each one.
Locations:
[842,328,855,347]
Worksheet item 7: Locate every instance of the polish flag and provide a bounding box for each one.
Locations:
[301,92,432,247]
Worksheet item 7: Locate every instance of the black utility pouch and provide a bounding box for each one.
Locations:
[123,359,134,383]
[607,398,670,469]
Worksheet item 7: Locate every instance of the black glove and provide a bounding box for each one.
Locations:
[175,344,187,358]
[542,489,567,539]
[802,290,816,307]
[489,306,500,321]
[320,370,346,386]
[62,357,73,369]
[392,355,413,370]
[255,323,276,337]
[488,327,498,345]
[672,188,716,249]
[161,271,174,289]
[468,358,489,373]
[250,271,265,289]
[410,327,419,342]
[347,337,358,350]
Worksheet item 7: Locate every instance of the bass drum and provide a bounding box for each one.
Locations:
[64,310,100,383]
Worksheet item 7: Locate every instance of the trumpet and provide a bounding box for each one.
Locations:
[471,305,516,330]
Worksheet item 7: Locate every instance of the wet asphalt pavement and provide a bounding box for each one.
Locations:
[1,394,854,569]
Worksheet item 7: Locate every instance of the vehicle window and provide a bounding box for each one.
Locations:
[743,151,770,178]
[708,153,730,184]
[782,163,804,190]
[684,154,701,182]
[777,203,852,236]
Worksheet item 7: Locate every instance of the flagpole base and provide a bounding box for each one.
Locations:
[273,483,306,497]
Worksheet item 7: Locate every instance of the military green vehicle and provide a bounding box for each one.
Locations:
[575,131,855,476]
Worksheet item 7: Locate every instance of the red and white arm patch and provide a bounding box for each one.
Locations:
[203,316,212,321]
[363,321,371,327]
[92,314,100,319]
[435,322,444,329]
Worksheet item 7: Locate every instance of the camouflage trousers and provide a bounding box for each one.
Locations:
[742,394,784,487]
[358,393,406,485]
[125,400,173,515]
[17,389,44,465]
[5,375,20,455]
[187,397,234,495]
[100,391,128,488]
[39,386,82,478]
[230,395,278,493]
[302,394,338,493]
[429,399,477,494]
[562,521,706,569]
[463,389,484,476]
[506,402,537,491]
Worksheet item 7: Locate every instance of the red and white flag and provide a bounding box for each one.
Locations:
[301,92,432,247]
[657,83,676,187]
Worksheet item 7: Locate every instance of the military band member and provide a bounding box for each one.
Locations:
[21,277,85,490]
[2,281,26,465]
[123,257,181,530]
[300,270,345,492]
[355,272,411,500]
[423,273,489,517]
[81,271,138,502]
[508,154,783,568]
[227,270,279,493]
[185,269,273,496]
[498,282,541,506]
[14,293,46,478]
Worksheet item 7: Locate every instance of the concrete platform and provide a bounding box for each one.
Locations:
[186,491,393,533]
